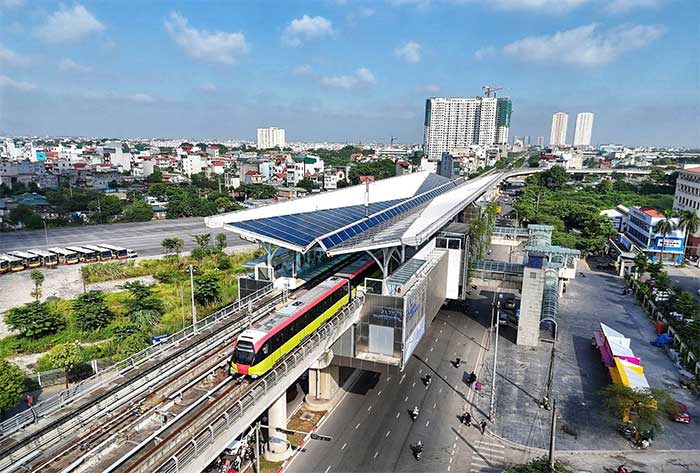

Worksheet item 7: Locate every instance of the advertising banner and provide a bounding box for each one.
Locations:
[653,237,683,251]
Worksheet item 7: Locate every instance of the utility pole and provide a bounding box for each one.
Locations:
[255,421,260,473]
[43,220,49,250]
[489,293,502,420]
[179,280,186,330]
[541,344,556,410]
[188,264,197,333]
[548,399,557,472]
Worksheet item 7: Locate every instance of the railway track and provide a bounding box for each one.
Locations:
[0,289,284,473]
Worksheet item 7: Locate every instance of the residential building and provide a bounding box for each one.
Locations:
[287,155,324,187]
[0,159,58,189]
[536,136,545,147]
[423,95,512,161]
[625,206,684,265]
[549,112,568,146]
[257,127,286,149]
[181,154,203,177]
[673,167,700,256]
[601,207,628,232]
[573,112,595,147]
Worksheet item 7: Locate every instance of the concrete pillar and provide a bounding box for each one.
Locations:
[517,266,545,347]
[305,351,339,411]
[264,393,291,461]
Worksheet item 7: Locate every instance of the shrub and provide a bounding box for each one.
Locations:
[5,302,65,339]
[115,333,150,360]
[73,290,114,331]
[0,359,25,414]
[154,269,180,284]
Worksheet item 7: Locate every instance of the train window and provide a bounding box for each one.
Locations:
[234,341,255,365]
[261,342,269,356]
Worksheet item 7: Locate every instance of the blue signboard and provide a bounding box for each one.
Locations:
[619,234,633,251]
[36,151,46,162]
[652,237,684,253]
[528,255,544,268]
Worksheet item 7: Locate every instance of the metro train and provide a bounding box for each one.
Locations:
[231,255,379,377]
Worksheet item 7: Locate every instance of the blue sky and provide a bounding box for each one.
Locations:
[0,0,698,146]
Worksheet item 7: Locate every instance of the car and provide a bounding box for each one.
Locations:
[669,401,691,423]
[503,298,516,310]
[127,249,138,258]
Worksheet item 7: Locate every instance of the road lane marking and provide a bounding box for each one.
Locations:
[374,451,379,459]
[367,405,372,412]
[387,376,391,382]
[453,443,457,449]
[377,390,382,396]
[404,396,409,402]
[399,374,406,384]
[440,329,443,333]
[449,458,453,464]
[425,420,430,427]
[325,465,331,473]
[385,430,391,437]
[396,412,400,418]
[355,423,360,429]
[439,388,442,393]
[425,357,429,362]
[447,466,451,472]
[435,337,438,342]
[419,368,423,374]
[433,403,436,409]
[412,382,416,388]
[341,443,347,450]
[430,347,434,352]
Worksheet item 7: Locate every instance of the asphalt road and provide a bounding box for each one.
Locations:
[286,308,494,473]
[0,218,250,257]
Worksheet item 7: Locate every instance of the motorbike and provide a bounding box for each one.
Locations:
[466,372,477,385]
[411,443,423,461]
[423,374,432,387]
[410,407,419,421]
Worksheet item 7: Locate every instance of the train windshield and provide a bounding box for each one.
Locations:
[234,341,255,365]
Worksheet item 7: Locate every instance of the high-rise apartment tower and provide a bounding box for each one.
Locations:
[573,112,594,147]
[423,96,512,161]
[257,127,286,149]
[549,112,568,146]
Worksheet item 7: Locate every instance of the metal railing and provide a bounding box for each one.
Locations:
[0,284,273,438]
[150,296,365,473]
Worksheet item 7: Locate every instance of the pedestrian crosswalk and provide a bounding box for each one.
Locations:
[469,438,505,472]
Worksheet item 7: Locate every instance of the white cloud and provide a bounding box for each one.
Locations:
[424,84,441,93]
[58,58,92,73]
[282,15,333,46]
[164,12,248,64]
[200,83,217,93]
[482,23,665,66]
[0,0,23,8]
[37,4,105,43]
[607,0,660,13]
[0,43,29,66]
[0,75,35,91]
[346,6,375,23]
[394,41,422,64]
[474,46,496,60]
[126,93,155,104]
[320,67,375,88]
[292,64,313,76]
[477,0,589,12]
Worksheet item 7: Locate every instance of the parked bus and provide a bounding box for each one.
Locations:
[81,245,114,261]
[27,249,58,267]
[1,253,26,272]
[97,244,128,260]
[48,247,79,265]
[66,246,99,263]
[0,255,10,274]
[8,251,42,268]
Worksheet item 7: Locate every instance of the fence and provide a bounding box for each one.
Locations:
[1,283,274,438]
[151,296,365,473]
[629,279,699,375]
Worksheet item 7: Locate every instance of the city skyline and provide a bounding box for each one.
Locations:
[0,1,698,147]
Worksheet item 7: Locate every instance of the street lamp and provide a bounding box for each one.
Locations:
[187,264,197,333]
[489,293,502,421]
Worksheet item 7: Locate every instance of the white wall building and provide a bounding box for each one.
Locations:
[673,167,700,256]
[181,154,203,177]
[423,96,512,161]
[257,127,286,150]
[573,112,594,147]
[549,112,568,146]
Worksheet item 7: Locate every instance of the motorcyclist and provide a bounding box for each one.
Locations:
[463,411,472,426]
[617,465,628,473]
[411,406,419,417]
[467,371,477,385]
[425,374,432,385]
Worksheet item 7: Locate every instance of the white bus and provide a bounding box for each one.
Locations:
[8,250,42,268]
[66,246,99,263]
[0,255,10,274]
[27,249,58,267]
[81,244,114,261]
[97,244,128,260]
[1,253,26,272]
[48,247,79,265]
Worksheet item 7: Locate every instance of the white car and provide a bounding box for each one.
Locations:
[127,249,138,258]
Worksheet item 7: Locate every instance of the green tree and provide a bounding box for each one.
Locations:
[48,342,81,389]
[678,210,700,259]
[672,291,699,318]
[148,182,170,199]
[110,321,142,343]
[129,309,161,327]
[5,302,65,338]
[654,270,671,291]
[89,195,123,222]
[597,179,613,193]
[600,384,673,436]
[297,178,317,191]
[73,290,113,331]
[122,281,164,315]
[115,333,149,360]
[634,253,648,278]
[214,196,237,212]
[146,166,163,183]
[8,205,43,229]
[215,233,227,252]
[194,272,221,306]
[121,200,153,222]
[0,359,25,415]
[538,165,568,190]
[161,237,185,259]
[29,269,45,301]
[653,209,676,265]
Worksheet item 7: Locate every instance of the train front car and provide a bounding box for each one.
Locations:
[230,276,350,378]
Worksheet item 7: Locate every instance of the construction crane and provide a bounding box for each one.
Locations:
[482,85,504,98]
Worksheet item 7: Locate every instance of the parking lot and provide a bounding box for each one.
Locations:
[473,245,700,451]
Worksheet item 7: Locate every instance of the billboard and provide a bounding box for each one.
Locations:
[653,237,683,252]
[619,234,633,251]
